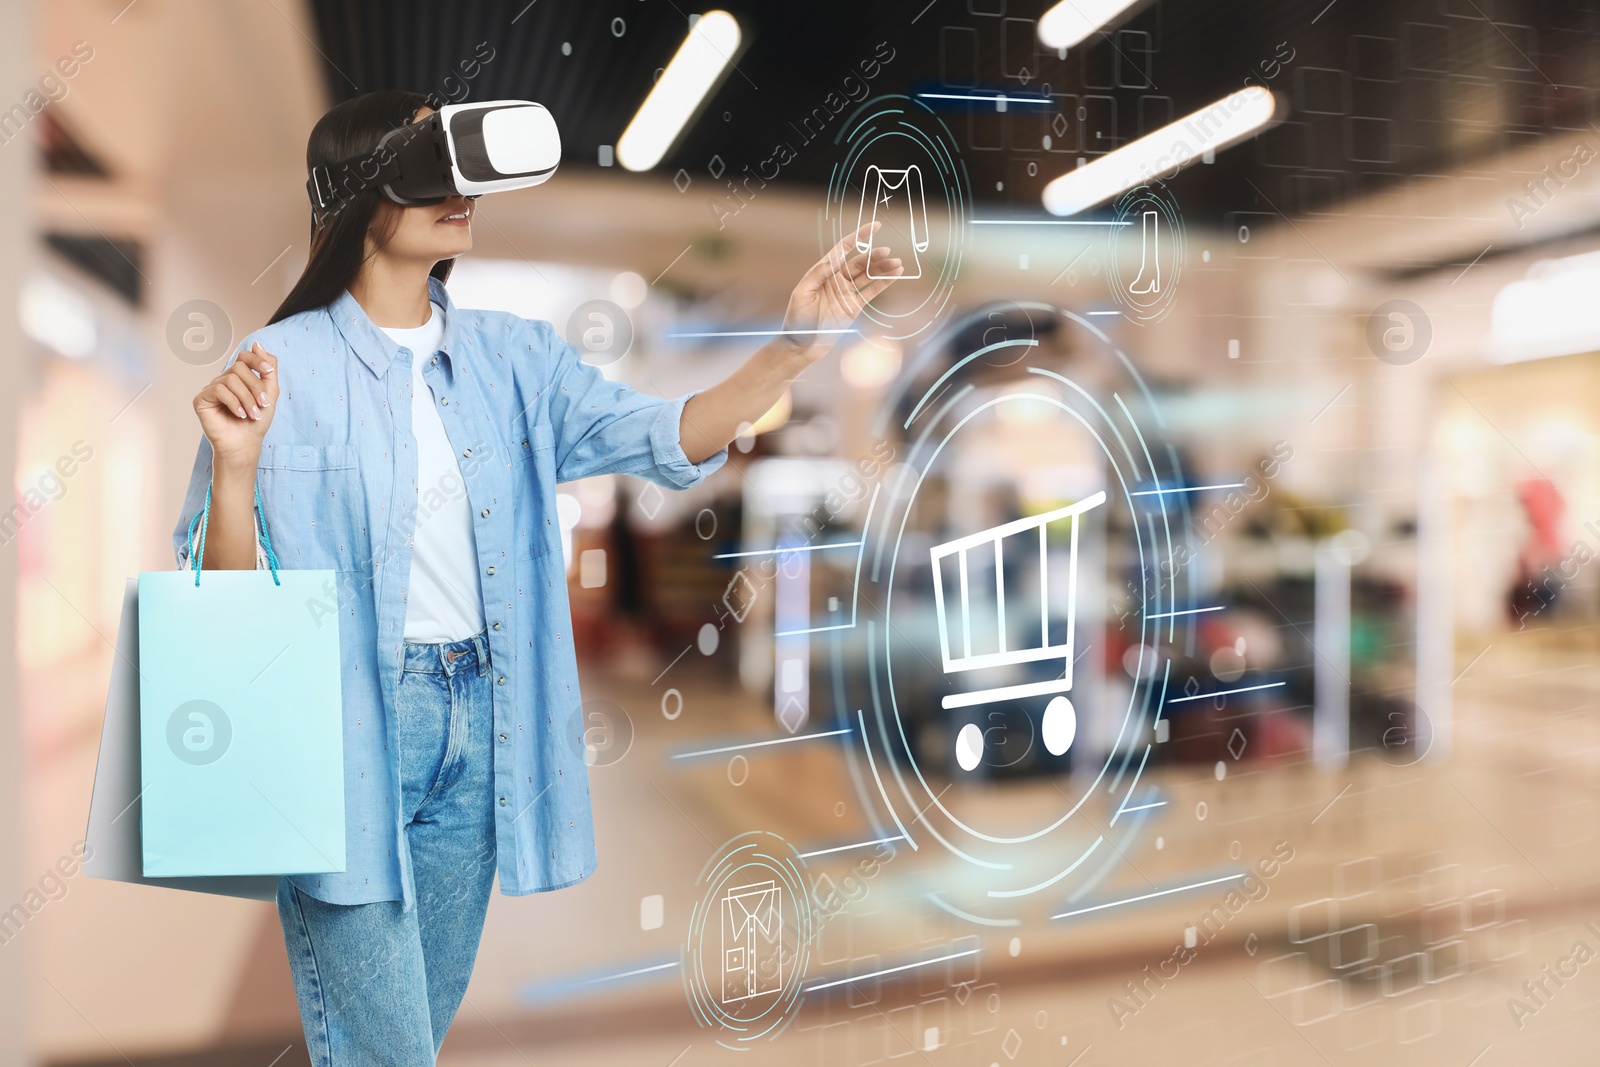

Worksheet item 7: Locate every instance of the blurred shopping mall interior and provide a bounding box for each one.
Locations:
[7,0,1600,1063]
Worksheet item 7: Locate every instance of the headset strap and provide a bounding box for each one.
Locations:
[306,150,405,222]
[305,95,450,225]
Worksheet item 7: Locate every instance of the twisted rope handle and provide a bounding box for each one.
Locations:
[186,480,281,586]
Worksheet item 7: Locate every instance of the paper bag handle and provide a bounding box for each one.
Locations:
[185,481,282,587]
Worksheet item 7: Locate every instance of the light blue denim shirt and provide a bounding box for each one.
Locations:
[171,275,727,907]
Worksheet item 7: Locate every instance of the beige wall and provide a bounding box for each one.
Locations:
[1,0,35,1062]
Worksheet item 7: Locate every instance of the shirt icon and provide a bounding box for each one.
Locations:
[722,880,783,1003]
[857,165,930,279]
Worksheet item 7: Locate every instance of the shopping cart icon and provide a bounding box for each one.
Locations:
[929,491,1106,711]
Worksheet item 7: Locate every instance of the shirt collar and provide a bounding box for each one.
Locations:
[331,274,462,382]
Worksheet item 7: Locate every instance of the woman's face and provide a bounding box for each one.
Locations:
[368,106,475,264]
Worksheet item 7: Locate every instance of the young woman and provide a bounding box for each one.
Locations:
[172,90,902,1063]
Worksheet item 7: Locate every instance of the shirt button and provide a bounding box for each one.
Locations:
[498,797,507,807]
[522,439,530,448]
[431,357,438,365]
[463,448,472,457]
[497,676,506,685]
[487,566,496,576]
[492,622,502,630]
[499,733,508,743]
[440,397,449,405]
[480,508,490,518]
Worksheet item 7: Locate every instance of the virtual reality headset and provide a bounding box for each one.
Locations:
[306,99,560,224]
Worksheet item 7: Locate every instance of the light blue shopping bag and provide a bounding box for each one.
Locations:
[137,482,345,878]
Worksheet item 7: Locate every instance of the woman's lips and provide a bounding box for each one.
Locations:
[438,210,470,225]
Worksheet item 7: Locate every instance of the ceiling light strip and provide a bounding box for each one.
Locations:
[1042,87,1281,216]
[617,11,741,172]
[1038,0,1147,50]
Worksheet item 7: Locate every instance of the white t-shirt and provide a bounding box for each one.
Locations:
[380,303,487,643]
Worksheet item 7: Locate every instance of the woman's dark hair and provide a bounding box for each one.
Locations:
[269,91,453,324]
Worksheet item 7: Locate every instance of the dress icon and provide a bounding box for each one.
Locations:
[856,165,929,279]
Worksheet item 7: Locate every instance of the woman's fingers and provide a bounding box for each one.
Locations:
[804,221,884,287]
[216,377,261,420]
[831,257,904,313]
[227,361,272,409]
[833,253,901,292]
[842,246,898,282]
[201,380,245,421]
[231,343,280,404]
[835,221,880,263]
[791,225,905,334]
[856,274,902,306]
[232,342,276,375]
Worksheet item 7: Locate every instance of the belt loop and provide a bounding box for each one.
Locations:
[475,630,489,676]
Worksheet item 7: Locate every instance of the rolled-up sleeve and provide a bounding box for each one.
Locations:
[540,320,729,487]
[647,390,728,488]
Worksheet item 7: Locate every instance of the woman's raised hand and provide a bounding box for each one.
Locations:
[775,221,905,363]
[193,342,279,469]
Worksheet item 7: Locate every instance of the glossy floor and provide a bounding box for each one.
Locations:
[25,625,1600,1065]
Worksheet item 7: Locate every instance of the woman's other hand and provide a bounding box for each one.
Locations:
[194,342,279,470]
[776,220,903,363]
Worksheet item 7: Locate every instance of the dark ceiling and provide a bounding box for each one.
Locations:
[307,0,1600,225]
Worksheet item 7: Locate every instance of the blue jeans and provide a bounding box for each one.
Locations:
[278,630,497,1065]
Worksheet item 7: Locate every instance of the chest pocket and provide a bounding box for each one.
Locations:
[511,423,556,561]
[256,444,366,573]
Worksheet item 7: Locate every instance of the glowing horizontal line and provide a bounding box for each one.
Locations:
[803,948,979,992]
[1129,482,1245,496]
[917,92,1054,105]
[1146,606,1224,619]
[1051,873,1245,920]
[578,961,679,985]
[712,541,862,559]
[671,728,852,760]
[775,622,857,637]
[1119,801,1168,813]
[799,835,904,859]
[971,218,1132,226]
[667,328,860,338]
[1087,310,1121,315]
[1167,681,1286,705]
